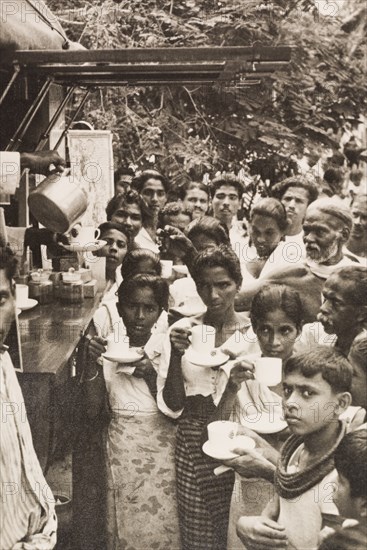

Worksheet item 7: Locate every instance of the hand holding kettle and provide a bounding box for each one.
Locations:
[20,150,66,176]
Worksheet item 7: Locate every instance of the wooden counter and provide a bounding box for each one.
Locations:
[16,293,102,472]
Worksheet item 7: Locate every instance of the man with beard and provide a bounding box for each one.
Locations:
[344,194,367,265]
[235,198,356,322]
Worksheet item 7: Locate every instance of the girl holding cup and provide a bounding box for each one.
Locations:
[80,275,180,549]
[222,284,305,549]
[158,245,253,550]
[92,248,163,340]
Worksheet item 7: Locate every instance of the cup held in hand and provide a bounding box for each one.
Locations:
[106,333,130,356]
[255,357,282,386]
[190,324,216,354]
[207,421,238,448]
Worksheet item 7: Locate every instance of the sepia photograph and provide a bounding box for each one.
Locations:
[0,1,366,549]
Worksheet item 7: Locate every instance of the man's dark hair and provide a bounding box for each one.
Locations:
[272,177,319,205]
[98,221,133,249]
[117,274,169,311]
[331,266,367,307]
[209,175,244,199]
[105,190,148,223]
[250,197,288,232]
[120,249,161,280]
[131,169,170,194]
[179,181,209,200]
[284,346,352,393]
[186,216,230,246]
[159,202,193,227]
[0,246,17,284]
[335,429,367,498]
[191,244,243,288]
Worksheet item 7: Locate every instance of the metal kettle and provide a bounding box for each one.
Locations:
[28,170,88,233]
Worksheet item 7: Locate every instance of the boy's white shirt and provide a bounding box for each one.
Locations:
[264,447,338,550]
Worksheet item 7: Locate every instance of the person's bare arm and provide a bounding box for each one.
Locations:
[200,361,255,445]
[162,327,190,411]
[224,447,277,483]
[235,278,266,311]
[236,495,286,550]
[20,151,65,175]
[83,328,107,419]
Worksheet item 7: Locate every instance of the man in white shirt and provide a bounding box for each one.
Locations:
[210,174,248,268]
[272,176,319,259]
[0,246,57,549]
[132,169,169,253]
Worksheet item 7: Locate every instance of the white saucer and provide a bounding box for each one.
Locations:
[202,441,239,461]
[173,265,189,275]
[102,349,144,364]
[60,240,107,253]
[241,414,287,434]
[185,346,229,368]
[17,298,38,312]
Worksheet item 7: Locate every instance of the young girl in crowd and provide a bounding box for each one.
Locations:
[158,245,252,550]
[92,248,163,340]
[94,221,132,298]
[85,275,180,549]
[223,285,305,548]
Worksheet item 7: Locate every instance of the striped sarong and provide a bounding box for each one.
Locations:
[176,395,235,550]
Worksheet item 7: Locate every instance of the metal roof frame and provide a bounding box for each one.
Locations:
[0,46,291,87]
[0,46,292,151]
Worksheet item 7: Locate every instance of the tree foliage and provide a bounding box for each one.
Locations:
[50,0,366,185]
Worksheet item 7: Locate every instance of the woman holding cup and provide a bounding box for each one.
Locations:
[223,284,305,548]
[79,275,180,549]
[158,245,253,550]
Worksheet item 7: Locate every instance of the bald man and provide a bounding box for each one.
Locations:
[235,198,357,322]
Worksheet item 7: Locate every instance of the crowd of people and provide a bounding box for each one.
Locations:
[0,150,367,550]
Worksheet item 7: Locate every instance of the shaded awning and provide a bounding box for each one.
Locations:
[1,46,291,86]
[0,46,292,151]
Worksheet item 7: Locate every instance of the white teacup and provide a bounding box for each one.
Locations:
[207,421,238,448]
[190,324,216,354]
[16,284,29,305]
[70,226,101,245]
[106,332,130,356]
[255,357,282,387]
[160,260,173,279]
